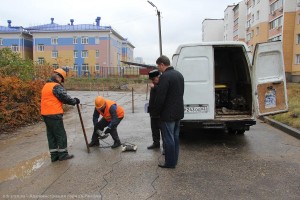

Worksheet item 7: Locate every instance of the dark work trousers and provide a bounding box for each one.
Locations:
[43,116,68,161]
[91,117,123,143]
[151,117,162,145]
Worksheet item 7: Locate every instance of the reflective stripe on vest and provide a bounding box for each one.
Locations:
[41,82,63,115]
[97,100,124,121]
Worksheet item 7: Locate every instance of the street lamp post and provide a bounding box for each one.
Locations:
[147,1,162,56]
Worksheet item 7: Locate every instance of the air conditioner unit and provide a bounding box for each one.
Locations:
[298,2,300,7]
[279,7,283,12]
[271,11,276,16]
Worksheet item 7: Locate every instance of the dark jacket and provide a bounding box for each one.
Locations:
[153,67,184,121]
[148,84,159,118]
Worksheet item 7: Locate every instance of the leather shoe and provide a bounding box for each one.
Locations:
[59,154,74,161]
[158,164,175,169]
[88,141,100,147]
[147,143,160,149]
[111,140,121,148]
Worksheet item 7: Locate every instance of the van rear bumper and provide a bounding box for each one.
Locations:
[180,119,256,130]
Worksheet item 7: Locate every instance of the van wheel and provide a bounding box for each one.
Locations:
[227,129,237,135]
[228,129,245,135]
[236,130,245,135]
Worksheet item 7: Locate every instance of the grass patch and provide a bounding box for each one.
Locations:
[270,83,300,129]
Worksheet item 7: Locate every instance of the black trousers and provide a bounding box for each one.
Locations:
[91,117,123,143]
[151,117,161,144]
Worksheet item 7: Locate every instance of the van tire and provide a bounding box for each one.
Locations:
[228,129,245,135]
[236,130,245,135]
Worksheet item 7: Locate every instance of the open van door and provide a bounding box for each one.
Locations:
[252,41,288,116]
[174,45,214,120]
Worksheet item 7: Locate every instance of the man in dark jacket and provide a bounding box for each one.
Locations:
[41,68,80,162]
[153,55,184,169]
[147,69,162,150]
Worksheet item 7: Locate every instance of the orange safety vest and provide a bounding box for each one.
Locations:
[41,82,63,115]
[97,99,124,121]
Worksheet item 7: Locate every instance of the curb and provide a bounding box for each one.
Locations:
[262,116,300,140]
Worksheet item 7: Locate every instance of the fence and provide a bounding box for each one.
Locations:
[66,67,153,79]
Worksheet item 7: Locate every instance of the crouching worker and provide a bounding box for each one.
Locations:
[41,68,80,162]
[89,96,124,148]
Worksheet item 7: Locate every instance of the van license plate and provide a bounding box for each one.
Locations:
[184,105,208,113]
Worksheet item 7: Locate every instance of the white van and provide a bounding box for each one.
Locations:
[172,41,288,134]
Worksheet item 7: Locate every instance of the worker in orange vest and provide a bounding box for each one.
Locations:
[41,68,80,162]
[89,96,124,148]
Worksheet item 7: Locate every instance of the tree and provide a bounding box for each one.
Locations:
[0,48,34,80]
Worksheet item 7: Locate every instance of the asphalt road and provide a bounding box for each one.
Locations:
[0,91,299,200]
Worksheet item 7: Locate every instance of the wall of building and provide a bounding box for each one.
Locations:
[224,5,235,41]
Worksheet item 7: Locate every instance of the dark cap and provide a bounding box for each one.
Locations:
[148,69,160,79]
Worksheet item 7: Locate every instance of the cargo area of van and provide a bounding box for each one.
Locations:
[214,46,252,119]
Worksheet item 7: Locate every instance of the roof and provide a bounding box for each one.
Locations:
[0,25,25,33]
[27,24,112,32]
[173,41,250,54]
[121,61,156,68]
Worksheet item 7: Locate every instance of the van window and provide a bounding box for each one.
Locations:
[256,52,281,80]
[181,57,209,82]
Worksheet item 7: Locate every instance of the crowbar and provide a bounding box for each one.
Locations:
[76,104,90,153]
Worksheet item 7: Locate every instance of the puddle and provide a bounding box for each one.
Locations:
[0,152,49,182]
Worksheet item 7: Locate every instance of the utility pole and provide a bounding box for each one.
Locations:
[147,1,162,56]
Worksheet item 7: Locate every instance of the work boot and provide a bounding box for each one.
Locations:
[88,140,100,147]
[59,154,74,161]
[111,140,121,148]
[147,143,160,149]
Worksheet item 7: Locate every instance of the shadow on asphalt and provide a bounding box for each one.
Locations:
[179,129,248,148]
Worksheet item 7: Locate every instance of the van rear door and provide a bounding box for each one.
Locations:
[252,41,288,116]
[174,45,214,120]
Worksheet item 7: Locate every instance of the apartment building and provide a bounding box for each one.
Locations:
[202,19,224,41]
[245,0,270,51]
[27,17,134,77]
[0,20,33,59]
[0,17,134,77]
[224,5,235,41]
[233,2,247,41]
[289,0,300,82]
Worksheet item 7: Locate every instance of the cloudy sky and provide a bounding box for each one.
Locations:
[0,0,240,64]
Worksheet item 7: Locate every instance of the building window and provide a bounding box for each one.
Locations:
[270,0,283,13]
[73,36,78,44]
[269,35,282,42]
[251,14,254,24]
[270,16,282,29]
[253,0,255,6]
[52,50,58,58]
[96,50,100,58]
[52,64,59,69]
[298,15,300,24]
[95,64,100,71]
[82,64,89,71]
[51,37,58,45]
[37,44,44,51]
[81,50,88,58]
[95,37,100,44]
[81,36,89,44]
[38,57,44,65]
[11,45,19,52]
[0,38,3,45]
[256,11,259,20]
[298,34,300,44]
[73,64,78,71]
[296,54,300,64]
[256,27,259,35]
[74,50,78,58]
